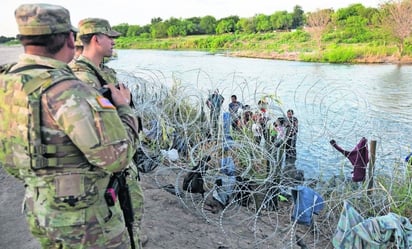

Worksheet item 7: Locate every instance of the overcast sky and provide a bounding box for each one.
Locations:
[2,0,383,37]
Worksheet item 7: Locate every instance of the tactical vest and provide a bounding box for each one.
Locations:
[70,59,113,87]
[0,63,82,177]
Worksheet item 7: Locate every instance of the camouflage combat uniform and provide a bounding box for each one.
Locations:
[2,4,139,249]
[69,18,145,248]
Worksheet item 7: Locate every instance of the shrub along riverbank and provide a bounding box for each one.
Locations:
[115,31,412,64]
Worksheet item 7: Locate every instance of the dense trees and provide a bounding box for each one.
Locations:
[0,36,15,43]
[199,16,217,34]
[328,4,379,43]
[111,2,388,40]
[113,6,304,38]
[1,1,407,57]
[236,17,256,33]
[216,16,239,34]
[255,14,271,32]
[270,11,293,30]
[291,5,304,29]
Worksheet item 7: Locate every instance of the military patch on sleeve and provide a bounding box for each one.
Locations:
[96,96,116,109]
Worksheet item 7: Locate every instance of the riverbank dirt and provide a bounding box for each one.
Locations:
[0,165,334,249]
[0,45,335,249]
[230,50,412,64]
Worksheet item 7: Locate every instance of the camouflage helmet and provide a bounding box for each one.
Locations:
[15,3,77,35]
[78,18,121,38]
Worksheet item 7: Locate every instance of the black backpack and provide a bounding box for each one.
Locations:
[183,155,211,196]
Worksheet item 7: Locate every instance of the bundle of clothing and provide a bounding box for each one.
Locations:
[333,201,412,249]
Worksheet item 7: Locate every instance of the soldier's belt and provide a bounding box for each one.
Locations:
[29,143,85,168]
[31,155,85,168]
[31,144,82,155]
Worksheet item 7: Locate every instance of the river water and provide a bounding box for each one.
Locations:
[108,49,412,180]
[2,46,411,180]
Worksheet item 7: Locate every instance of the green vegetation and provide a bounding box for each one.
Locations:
[0,36,19,45]
[111,1,412,63]
[377,161,412,218]
[2,1,411,63]
[115,31,410,63]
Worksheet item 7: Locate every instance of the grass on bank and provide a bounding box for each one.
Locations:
[3,39,20,46]
[115,31,412,63]
[3,30,410,63]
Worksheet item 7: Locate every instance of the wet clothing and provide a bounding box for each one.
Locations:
[229,100,242,129]
[206,93,224,137]
[228,100,242,114]
[331,137,369,182]
[286,116,298,159]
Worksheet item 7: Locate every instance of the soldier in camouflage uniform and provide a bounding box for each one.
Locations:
[69,18,121,88]
[69,18,146,248]
[2,3,139,248]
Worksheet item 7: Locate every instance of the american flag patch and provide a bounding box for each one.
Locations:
[96,96,116,109]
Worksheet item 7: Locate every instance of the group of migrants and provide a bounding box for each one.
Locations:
[204,89,412,248]
[206,90,299,162]
[0,3,144,249]
[204,89,380,184]
[204,90,304,215]
[203,91,328,227]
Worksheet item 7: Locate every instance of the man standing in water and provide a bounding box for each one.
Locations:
[228,94,243,130]
[206,89,224,138]
[286,109,298,160]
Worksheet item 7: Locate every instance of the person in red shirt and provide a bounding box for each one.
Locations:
[330,137,369,182]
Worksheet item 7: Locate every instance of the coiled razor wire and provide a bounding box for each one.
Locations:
[116,68,412,249]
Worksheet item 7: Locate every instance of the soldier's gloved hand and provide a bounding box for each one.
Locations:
[106,83,131,107]
[329,139,336,145]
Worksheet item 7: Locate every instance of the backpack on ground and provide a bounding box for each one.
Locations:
[233,176,257,207]
[132,146,159,173]
[182,155,211,197]
[0,63,77,178]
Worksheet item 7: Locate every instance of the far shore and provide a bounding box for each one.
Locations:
[228,50,412,64]
[2,44,412,65]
